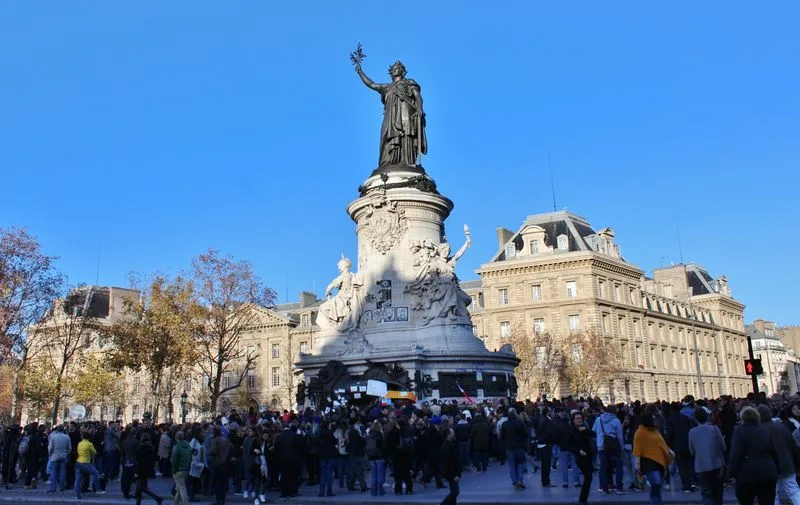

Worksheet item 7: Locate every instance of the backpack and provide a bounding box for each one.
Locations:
[18,435,30,455]
[366,433,379,459]
[599,419,621,456]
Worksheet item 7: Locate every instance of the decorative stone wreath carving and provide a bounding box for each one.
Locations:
[362,192,407,255]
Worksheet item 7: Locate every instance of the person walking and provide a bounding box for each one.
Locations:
[274,421,303,498]
[566,411,594,505]
[171,431,192,505]
[666,398,697,492]
[469,412,491,472]
[632,412,673,505]
[318,420,337,497]
[500,408,528,489]
[346,421,368,492]
[120,428,139,500]
[208,427,232,505]
[74,431,106,500]
[757,405,800,505]
[440,428,462,505]
[134,433,163,505]
[47,425,71,494]
[103,422,121,483]
[688,407,726,505]
[592,405,625,495]
[729,406,779,505]
[366,420,386,496]
[389,418,414,495]
[537,407,556,488]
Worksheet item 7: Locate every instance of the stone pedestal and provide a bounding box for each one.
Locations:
[297,166,518,403]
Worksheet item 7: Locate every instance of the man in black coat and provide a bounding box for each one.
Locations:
[537,408,557,488]
[440,428,462,505]
[274,421,304,498]
[666,400,697,492]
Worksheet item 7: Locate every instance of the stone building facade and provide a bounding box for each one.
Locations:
[463,211,750,402]
[747,320,800,395]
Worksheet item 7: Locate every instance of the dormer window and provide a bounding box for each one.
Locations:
[300,313,310,327]
[557,234,568,251]
[530,240,540,255]
[504,243,515,259]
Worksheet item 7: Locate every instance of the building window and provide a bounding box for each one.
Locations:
[247,369,256,389]
[671,350,677,370]
[300,341,309,353]
[223,372,233,390]
[602,313,610,334]
[615,284,622,302]
[598,280,606,298]
[500,321,511,338]
[566,281,577,299]
[132,404,140,420]
[498,288,509,305]
[271,343,280,359]
[630,289,637,307]
[271,367,281,387]
[533,318,545,334]
[530,240,540,254]
[470,294,477,307]
[636,346,644,368]
[568,314,581,332]
[132,377,140,395]
[301,313,310,327]
[504,243,515,259]
[634,319,642,338]
[531,285,542,301]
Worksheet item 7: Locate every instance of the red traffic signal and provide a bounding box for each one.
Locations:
[744,359,763,376]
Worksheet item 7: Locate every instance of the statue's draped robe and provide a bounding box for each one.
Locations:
[377,79,427,167]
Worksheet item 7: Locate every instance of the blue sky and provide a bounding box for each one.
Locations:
[1,3,798,324]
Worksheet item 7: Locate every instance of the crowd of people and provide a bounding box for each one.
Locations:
[0,390,798,505]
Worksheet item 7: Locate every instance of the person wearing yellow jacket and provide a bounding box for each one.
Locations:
[74,432,106,500]
[633,412,674,505]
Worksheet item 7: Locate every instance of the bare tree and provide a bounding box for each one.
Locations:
[37,291,93,425]
[561,330,623,397]
[0,227,65,419]
[192,250,276,414]
[507,324,565,400]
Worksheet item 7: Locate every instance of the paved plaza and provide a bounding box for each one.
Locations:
[0,461,737,505]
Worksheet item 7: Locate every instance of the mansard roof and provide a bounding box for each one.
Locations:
[489,210,626,263]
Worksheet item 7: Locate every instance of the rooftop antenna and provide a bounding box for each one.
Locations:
[549,153,557,212]
[677,226,685,264]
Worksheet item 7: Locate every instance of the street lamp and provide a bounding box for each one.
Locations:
[180,391,188,424]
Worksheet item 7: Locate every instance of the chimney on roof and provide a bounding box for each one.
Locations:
[496,227,514,251]
[300,291,317,308]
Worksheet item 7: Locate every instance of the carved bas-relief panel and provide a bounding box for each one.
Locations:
[361,193,407,255]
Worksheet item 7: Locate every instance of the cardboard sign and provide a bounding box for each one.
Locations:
[366,380,388,397]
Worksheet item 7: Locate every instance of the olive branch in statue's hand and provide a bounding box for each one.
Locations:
[350,43,366,68]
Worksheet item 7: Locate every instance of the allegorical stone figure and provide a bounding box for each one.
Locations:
[355,60,427,169]
[319,256,363,332]
[405,226,472,326]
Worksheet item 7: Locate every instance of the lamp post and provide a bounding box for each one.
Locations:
[180,391,188,424]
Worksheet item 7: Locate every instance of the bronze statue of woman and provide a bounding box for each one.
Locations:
[355,60,427,170]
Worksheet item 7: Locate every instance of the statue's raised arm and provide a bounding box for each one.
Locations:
[355,63,384,93]
[351,44,428,169]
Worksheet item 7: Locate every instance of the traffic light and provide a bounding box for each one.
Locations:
[744,359,763,376]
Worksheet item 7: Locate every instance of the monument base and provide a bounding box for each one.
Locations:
[296,344,519,405]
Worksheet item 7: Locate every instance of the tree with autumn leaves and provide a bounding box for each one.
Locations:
[507,325,624,400]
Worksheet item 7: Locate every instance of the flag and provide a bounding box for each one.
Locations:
[455,380,475,405]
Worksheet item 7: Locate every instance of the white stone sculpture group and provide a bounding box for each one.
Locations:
[405,225,472,326]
